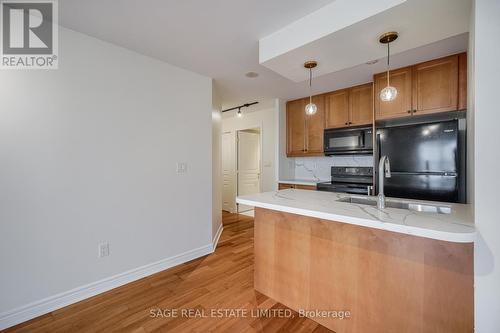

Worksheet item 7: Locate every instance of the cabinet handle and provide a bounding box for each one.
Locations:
[303,120,307,152]
[413,109,417,113]
[305,118,309,151]
[348,122,352,125]
[407,110,412,114]
[345,122,348,125]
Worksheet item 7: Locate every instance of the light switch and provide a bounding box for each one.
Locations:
[177,162,188,174]
[98,242,110,258]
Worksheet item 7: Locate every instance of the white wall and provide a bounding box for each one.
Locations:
[212,85,223,240]
[0,26,213,322]
[222,104,278,206]
[473,0,500,331]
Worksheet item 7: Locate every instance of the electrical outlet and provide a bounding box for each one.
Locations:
[98,242,110,258]
[176,162,187,174]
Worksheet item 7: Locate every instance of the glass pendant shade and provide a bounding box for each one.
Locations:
[380,86,398,102]
[305,102,317,115]
[237,109,242,118]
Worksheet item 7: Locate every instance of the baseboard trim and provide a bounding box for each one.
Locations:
[212,223,224,251]
[0,243,213,330]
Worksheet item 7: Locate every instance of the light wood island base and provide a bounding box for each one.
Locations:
[254,207,474,332]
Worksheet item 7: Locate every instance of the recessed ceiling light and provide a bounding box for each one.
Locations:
[366,59,379,65]
[245,71,259,78]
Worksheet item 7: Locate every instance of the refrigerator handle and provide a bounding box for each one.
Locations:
[373,132,382,195]
[376,132,382,160]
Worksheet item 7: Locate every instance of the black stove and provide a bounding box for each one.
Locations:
[317,167,374,195]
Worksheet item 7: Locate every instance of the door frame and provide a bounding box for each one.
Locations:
[222,130,237,213]
[234,122,263,213]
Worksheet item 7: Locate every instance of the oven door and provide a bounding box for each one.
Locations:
[317,183,371,195]
[324,126,373,155]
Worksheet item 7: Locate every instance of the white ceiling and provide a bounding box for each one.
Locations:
[58,0,335,108]
[58,0,470,109]
[261,0,471,82]
[259,0,407,65]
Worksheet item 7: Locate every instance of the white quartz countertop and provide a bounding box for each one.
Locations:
[236,189,475,243]
[278,179,324,186]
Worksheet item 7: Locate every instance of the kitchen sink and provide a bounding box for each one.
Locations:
[337,196,451,214]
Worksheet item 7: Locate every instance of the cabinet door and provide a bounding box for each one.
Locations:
[295,184,317,190]
[286,99,306,156]
[349,83,373,126]
[325,89,349,128]
[305,95,325,155]
[374,67,413,120]
[412,55,458,115]
[278,183,295,190]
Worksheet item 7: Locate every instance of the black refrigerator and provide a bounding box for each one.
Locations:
[377,115,466,203]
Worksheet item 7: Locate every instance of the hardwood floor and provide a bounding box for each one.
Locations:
[5,212,333,333]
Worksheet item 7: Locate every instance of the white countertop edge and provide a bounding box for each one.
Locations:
[236,198,476,244]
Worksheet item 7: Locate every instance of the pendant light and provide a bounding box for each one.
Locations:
[304,61,318,115]
[236,107,243,118]
[379,32,398,102]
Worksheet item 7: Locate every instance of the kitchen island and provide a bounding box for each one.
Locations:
[236,189,475,332]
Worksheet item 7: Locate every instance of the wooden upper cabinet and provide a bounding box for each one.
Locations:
[286,99,306,156]
[412,54,458,115]
[325,89,349,128]
[349,83,373,126]
[374,66,413,119]
[325,84,373,129]
[305,95,325,155]
[374,53,467,120]
[286,53,467,157]
[286,96,325,157]
[458,52,467,110]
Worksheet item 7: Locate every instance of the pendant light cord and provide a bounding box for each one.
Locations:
[309,68,313,105]
[386,42,390,87]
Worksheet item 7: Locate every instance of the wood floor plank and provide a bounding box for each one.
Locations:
[4,212,333,333]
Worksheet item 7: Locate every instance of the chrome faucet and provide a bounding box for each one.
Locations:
[378,155,391,209]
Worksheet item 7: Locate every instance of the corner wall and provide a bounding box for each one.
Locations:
[277,99,295,180]
[212,84,223,244]
[473,0,500,331]
[467,3,475,206]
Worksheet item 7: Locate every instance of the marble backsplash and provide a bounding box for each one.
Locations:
[293,155,374,181]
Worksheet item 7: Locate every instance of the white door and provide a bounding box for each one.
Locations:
[222,132,236,212]
[237,131,261,213]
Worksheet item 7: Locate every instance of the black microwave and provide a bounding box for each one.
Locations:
[324,126,373,155]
